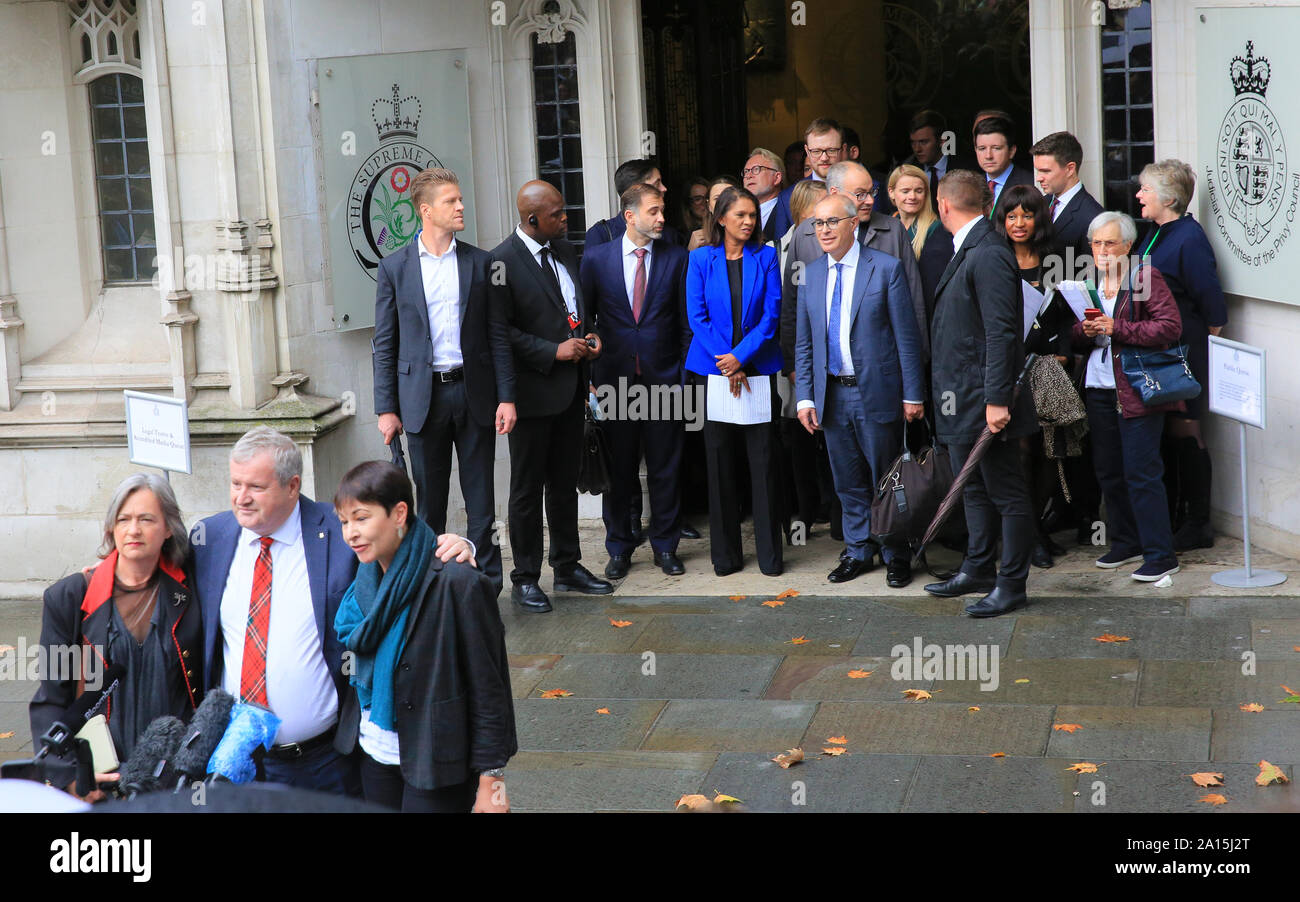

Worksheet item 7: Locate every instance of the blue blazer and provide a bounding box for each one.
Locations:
[794,246,925,423]
[581,236,690,386]
[684,243,783,377]
[192,496,358,707]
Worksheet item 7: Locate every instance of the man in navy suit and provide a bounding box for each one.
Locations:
[903,109,978,212]
[584,159,684,250]
[582,184,691,578]
[771,117,846,242]
[973,116,1034,214]
[191,426,473,793]
[794,194,926,587]
[1029,131,1105,274]
[372,167,515,596]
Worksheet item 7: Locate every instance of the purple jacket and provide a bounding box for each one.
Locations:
[1071,264,1185,419]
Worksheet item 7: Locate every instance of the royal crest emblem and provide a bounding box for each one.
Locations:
[345,84,443,280]
[1214,42,1287,247]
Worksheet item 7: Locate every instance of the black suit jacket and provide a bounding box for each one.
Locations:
[372,238,513,432]
[930,217,1037,443]
[333,558,516,791]
[581,236,690,386]
[488,232,587,418]
[1049,185,1104,272]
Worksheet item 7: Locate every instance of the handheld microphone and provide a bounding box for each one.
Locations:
[207,703,281,785]
[117,716,185,797]
[172,689,235,790]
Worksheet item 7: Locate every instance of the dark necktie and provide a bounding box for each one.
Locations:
[240,536,273,706]
[631,248,647,374]
[929,165,939,201]
[539,246,564,301]
[1050,198,1060,220]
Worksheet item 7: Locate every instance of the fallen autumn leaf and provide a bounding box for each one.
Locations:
[1240,703,1265,713]
[771,748,804,769]
[1199,793,1228,806]
[595,707,611,715]
[1066,762,1102,773]
[0,731,13,740]
[989,752,1006,758]
[826,735,847,745]
[847,669,873,679]
[1053,723,1083,733]
[760,599,785,608]
[1187,772,1224,787]
[609,619,632,628]
[902,689,932,701]
[675,794,711,810]
[1256,760,1289,786]
[775,589,799,599]
[787,636,811,645]
[729,595,746,601]
[821,747,847,756]
[713,792,743,805]
[1093,633,1132,643]
[539,689,572,699]
[968,706,980,712]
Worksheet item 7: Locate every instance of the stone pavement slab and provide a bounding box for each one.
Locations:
[763,656,912,700]
[900,755,1078,813]
[632,609,866,656]
[806,701,1054,757]
[1249,619,1300,659]
[1006,615,1252,660]
[1209,709,1300,763]
[501,613,654,654]
[930,658,1141,706]
[700,752,919,812]
[1070,760,1293,813]
[504,750,717,812]
[1137,660,1300,709]
[530,653,783,699]
[1048,705,1213,761]
[507,654,562,699]
[852,612,1017,657]
[0,702,30,753]
[514,698,666,751]
[1188,596,1300,618]
[640,699,816,752]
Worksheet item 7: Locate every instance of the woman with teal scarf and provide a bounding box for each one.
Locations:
[333,461,516,812]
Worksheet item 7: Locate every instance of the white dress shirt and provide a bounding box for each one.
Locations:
[1051,181,1083,221]
[797,242,859,410]
[219,502,338,745]
[1084,286,1119,390]
[417,232,463,370]
[950,215,982,256]
[515,226,578,319]
[621,234,653,308]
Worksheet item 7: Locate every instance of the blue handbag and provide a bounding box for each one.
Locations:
[1115,265,1201,406]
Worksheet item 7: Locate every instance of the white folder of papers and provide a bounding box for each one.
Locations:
[706,374,772,425]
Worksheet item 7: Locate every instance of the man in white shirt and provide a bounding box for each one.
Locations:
[1029,131,1105,270]
[194,426,474,793]
[793,194,926,588]
[742,147,785,244]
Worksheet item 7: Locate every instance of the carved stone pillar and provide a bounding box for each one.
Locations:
[216,219,280,409]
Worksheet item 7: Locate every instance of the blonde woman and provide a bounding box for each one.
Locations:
[888,164,940,260]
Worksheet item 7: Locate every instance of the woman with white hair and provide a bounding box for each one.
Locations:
[1073,211,1184,582]
[29,473,202,801]
[1136,160,1228,551]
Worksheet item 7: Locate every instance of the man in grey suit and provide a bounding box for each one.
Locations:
[373,167,516,596]
[781,161,928,370]
[795,194,926,587]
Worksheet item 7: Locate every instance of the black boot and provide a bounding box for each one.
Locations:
[1174,443,1215,551]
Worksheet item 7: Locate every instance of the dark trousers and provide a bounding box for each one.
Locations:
[404,379,501,595]
[261,742,360,797]
[702,377,782,574]
[601,377,684,557]
[822,382,905,561]
[506,387,585,584]
[947,435,1034,588]
[359,752,475,812]
[1085,389,1176,565]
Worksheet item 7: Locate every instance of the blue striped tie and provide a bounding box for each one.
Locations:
[828,262,845,376]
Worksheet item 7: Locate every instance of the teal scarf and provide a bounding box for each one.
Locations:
[333,516,435,731]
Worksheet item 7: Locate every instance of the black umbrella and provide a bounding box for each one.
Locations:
[912,353,1038,567]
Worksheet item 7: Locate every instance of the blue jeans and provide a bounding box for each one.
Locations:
[1085,389,1176,566]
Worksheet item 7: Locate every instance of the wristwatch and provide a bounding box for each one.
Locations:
[480,768,505,778]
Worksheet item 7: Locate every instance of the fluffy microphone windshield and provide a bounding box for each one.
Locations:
[172,689,235,785]
[117,716,185,794]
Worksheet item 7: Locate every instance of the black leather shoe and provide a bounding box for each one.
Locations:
[714,563,742,577]
[964,585,1028,618]
[680,523,701,539]
[1030,542,1054,569]
[886,556,912,588]
[511,583,552,613]
[828,556,871,583]
[924,571,996,598]
[553,564,614,595]
[653,551,685,575]
[605,554,631,580]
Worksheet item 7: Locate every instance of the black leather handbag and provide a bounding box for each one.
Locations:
[577,403,613,495]
[869,419,956,545]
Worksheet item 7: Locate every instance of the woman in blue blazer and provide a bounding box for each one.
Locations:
[685,186,785,576]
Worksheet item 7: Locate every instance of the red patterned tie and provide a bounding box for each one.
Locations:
[988,179,997,197]
[632,248,647,374]
[240,536,273,706]
[1050,198,1060,220]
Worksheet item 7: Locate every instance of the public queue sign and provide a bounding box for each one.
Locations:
[124,390,192,475]
[1207,337,1283,587]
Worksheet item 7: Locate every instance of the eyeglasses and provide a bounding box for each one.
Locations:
[812,216,854,231]
[806,147,842,158]
[742,165,779,177]
[1090,239,1128,250]
[849,189,872,201]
